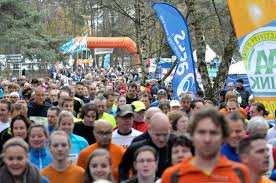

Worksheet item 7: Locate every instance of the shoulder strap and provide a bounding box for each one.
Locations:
[170,169,180,183]
[233,167,245,183]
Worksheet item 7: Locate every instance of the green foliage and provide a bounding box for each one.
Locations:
[0,0,65,62]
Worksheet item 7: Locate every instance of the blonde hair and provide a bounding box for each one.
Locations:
[57,110,74,127]
[2,137,29,154]
[49,130,71,148]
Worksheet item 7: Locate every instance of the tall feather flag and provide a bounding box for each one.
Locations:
[152,3,198,99]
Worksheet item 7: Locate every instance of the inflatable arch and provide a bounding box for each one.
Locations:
[84,37,141,65]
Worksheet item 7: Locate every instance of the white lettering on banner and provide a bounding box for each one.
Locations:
[173,30,195,96]
[174,30,186,52]
[177,73,194,96]
[176,61,188,75]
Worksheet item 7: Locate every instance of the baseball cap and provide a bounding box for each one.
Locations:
[170,100,181,107]
[9,92,20,98]
[157,89,167,96]
[132,101,146,112]
[116,104,134,117]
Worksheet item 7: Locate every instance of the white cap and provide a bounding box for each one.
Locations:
[9,92,20,98]
[170,100,181,107]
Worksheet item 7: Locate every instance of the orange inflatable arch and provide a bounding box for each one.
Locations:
[84,37,141,65]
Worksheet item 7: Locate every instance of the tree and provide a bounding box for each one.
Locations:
[0,0,65,63]
[184,0,238,102]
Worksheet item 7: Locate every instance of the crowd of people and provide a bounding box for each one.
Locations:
[0,68,274,183]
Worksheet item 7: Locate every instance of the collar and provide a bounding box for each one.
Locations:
[178,156,234,176]
[117,129,132,136]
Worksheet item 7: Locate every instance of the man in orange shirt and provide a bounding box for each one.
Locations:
[77,119,125,182]
[161,108,250,183]
[238,135,274,183]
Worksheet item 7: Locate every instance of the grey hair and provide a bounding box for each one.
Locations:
[247,116,269,136]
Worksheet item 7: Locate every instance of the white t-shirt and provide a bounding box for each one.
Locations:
[112,128,142,148]
[0,121,9,133]
[267,127,276,141]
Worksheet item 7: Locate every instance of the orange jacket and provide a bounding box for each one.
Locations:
[161,156,250,183]
[219,107,247,119]
[77,142,125,182]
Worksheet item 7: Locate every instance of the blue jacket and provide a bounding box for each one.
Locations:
[29,147,52,170]
[69,133,89,162]
[220,143,240,162]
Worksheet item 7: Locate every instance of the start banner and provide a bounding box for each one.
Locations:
[228,0,276,118]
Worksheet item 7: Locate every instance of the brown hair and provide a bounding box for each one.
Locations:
[84,148,113,183]
[188,107,229,139]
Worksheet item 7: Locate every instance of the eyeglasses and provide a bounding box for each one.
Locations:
[96,131,112,136]
[150,131,170,138]
[136,158,156,164]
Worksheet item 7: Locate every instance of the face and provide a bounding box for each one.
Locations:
[117,96,126,106]
[83,87,89,96]
[89,155,111,181]
[58,91,69,106]
[59,116,74,134]
[249,105,262,117]
[89,85,97,96]
[29,127,47,149]
[50,135,70,161]
[191,102,204,115]
[133,111,145,122]
[13,120,28,139]
[62,101,74,112]
[106,95,114,108]
[243,139,269,174]
[4,146,28,176]
[49,90,59,103]
[0,103,9,122]
[134,151,157,178]
[84,111,97,125]
[160,105,170,114]
[140,97,150,109]
[227,120,246,148]
[96,100,106,115]
[192,117,223,159]
[128,87,137,98]
[94,126,113,147]
[176,116,189,133]
[9,95,19,103]
[116,114,133,134]
[227,101,239,112]
[34,88,45,105]
[75,85,84,96]
[171,145,192,165]
[149,124,170,148]
[47,110,58,126]
[181,99,191,111]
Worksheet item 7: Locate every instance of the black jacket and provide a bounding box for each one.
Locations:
[27,101,51,117]
[119,136,173,181]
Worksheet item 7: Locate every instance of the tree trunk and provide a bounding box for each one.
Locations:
[186,0,212,98]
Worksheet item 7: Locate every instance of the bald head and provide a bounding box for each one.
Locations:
[149,112,171,148]
[94,120,113,132]
[93,120,113,147]
[149,112,171,130]
[144,107,162,123]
